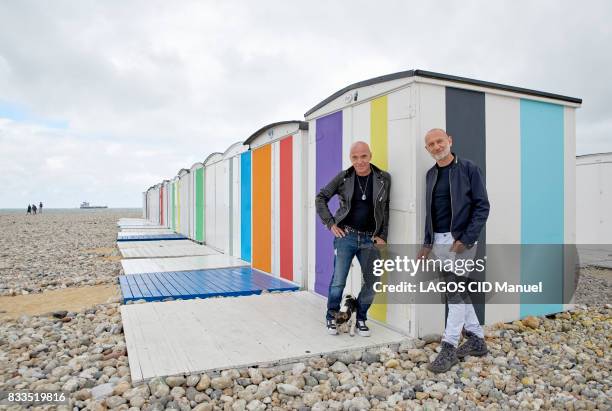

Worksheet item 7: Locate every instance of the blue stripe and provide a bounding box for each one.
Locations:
[520,99,564,317]
[241,151,252,262]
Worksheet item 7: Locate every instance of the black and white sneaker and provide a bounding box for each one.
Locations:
[327,319,338,335]
[356,320,371,337]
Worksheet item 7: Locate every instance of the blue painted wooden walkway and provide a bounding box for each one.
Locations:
[117,234,187,242]
[119,266,299,303]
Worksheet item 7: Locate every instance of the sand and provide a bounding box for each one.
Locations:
[0,284,121,320]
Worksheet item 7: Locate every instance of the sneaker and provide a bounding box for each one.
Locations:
[327,319,338,335]
[456,331,488,358]
[356,320,371,337]
[427,341,459,373]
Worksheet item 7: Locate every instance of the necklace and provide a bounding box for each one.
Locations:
[356,171,371,201]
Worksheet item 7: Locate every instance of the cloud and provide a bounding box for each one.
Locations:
[45,156,68,170]
[0,0,610,206]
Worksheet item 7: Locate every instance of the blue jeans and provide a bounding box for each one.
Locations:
[326,232,379,322]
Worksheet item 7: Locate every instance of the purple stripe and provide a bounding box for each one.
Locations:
[315,111,343,296]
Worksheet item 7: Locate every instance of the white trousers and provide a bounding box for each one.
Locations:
[433,232,484,347]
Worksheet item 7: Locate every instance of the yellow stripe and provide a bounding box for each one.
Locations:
[370,96,388,170]
[369,95,388,323]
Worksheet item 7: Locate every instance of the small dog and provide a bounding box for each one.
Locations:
[334,295,358,336]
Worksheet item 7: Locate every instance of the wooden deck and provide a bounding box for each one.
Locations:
[121,255,249,275]
[119,267,299,303]
[117,233,188,242]
[117,240,219,259]
[122,291,406,383]
[118,218,161,227]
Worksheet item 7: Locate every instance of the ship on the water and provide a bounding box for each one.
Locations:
[79,202,108,209]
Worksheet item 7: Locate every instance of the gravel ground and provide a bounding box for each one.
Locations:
[0,211,610,410]
[0,210,140,296]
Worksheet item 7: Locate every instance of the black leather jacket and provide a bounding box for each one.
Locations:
[424,155,490,248]
[315,164,391,241]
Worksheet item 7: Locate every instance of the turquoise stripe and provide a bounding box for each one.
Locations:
[520,99,564,317]
[241,151,252,262]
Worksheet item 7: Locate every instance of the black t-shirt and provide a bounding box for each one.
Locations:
[340,173,375,232]
[432,163,452,233]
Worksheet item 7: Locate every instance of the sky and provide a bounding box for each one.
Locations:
[0,1,610,208]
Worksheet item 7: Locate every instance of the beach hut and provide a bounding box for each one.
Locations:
[223,142,249,257]
[142,191,147,219]
[577,152,612,245]
[304,69,581,337]
[203,153,226,252]
[244,121,309,287]
[176,169,191,238]
[189,162,205,243]
[145,185,158,224]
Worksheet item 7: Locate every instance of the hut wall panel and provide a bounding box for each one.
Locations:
[576,164,602,244]
[179,175,190,237]
[189,173,195,239]
[195,168,204,242]
[413,82,446,337]
[314,111,343,296]
[252,145,272,273]
[240,151,252,262]
[445,87,487,325]
[342,108,359,298]
[368,95,389,324]
[231,157,241,256]
[215,162,230,253]
[307,122,317,292]
[205,166,216,247]
[272,141,280,278]
[280,136,294,281]
[385,87,415,332]
[176,181,182,233]
[160,187,164,226]
[228,159,234,255]
[563,107,577,310]
[484,94,521,325]
[163,183,169,228]
[520,99,564,318]
[293,131,307,288]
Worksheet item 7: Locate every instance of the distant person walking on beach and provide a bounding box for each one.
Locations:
[39,202,43,214]
[27,204,32,215]
[32,204,37,215]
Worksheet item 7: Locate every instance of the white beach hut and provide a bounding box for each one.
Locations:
[304,69,581,337]
[243,121,309,287]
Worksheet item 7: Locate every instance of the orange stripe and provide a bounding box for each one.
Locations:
[252,146,272,272]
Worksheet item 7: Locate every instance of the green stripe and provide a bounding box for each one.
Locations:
[195,168,204,242]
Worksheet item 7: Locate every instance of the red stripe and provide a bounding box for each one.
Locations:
[279,137,293,281]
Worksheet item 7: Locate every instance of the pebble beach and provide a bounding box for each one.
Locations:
[0,210,610,410]
[0,210,133,296]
